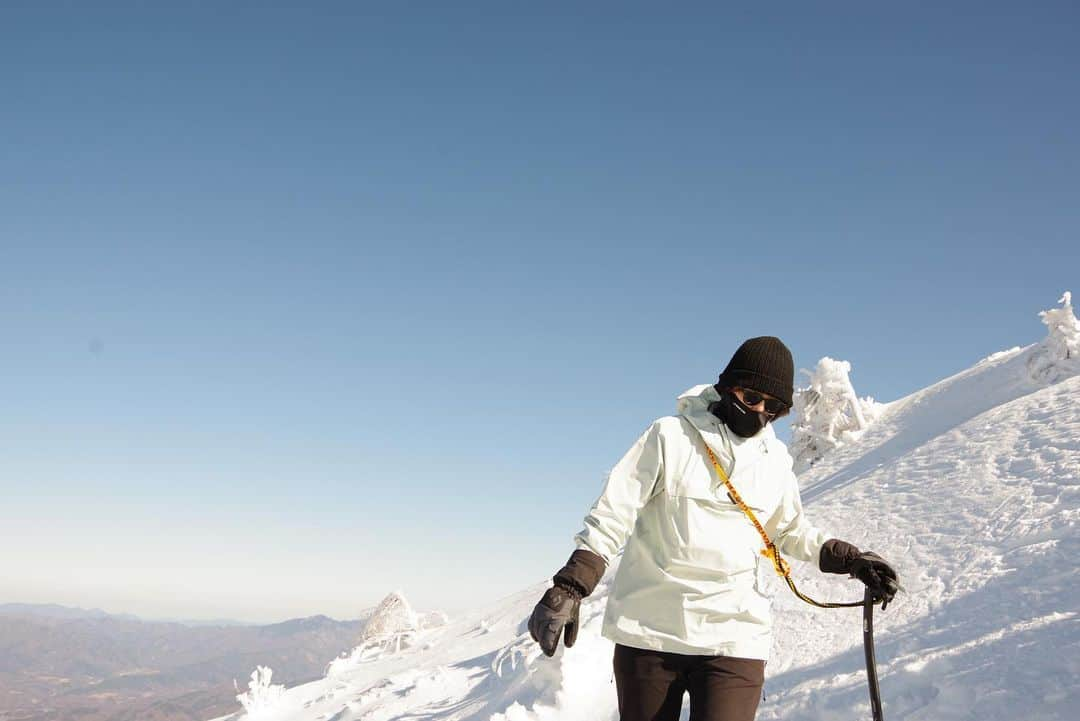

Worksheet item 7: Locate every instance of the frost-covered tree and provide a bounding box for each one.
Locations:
[327,590,422,676]
[235,665,285,716]
[790,357,883,473]
[361,590,419,643]
[1026,291,1080,384]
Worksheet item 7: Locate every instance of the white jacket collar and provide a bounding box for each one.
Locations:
[676,383,775,472]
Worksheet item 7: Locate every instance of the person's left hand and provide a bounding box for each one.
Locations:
[850,552,899,609]
[528,584,582,656]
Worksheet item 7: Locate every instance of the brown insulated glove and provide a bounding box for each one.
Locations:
[528,549,606,657]
[820,539,900,610]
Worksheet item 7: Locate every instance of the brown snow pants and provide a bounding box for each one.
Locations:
[613,643,766,721]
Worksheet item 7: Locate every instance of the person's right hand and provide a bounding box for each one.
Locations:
[850,552,900,610]
[528,583,582,657]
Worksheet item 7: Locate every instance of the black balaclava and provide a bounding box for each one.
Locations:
[709,389,770,438]
[709,336,794,438]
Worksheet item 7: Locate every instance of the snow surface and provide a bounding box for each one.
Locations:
[210,308,1079,721]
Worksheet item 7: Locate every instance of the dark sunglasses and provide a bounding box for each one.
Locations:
[737,389,787,415]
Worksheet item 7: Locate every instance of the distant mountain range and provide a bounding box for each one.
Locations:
[0,602,374,721]
[0,603,136,621]
[0,603,254,626]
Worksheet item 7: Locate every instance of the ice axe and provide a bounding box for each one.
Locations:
[862,588,884,721]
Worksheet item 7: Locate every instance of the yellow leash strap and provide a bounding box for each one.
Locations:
[703,443,864,609]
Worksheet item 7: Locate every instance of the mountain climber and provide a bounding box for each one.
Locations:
[528,336,899,721]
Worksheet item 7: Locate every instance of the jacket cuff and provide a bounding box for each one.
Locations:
[553,549,607,598]
[819,538,862,575]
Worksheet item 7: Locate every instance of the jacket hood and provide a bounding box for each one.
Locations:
[676,383,777,471]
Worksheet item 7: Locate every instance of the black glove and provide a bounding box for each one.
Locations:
[850,552,900,610]
[820,539,899,610]
[528,583,582,657]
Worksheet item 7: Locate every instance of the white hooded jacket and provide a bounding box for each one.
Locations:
[573,384,830,660]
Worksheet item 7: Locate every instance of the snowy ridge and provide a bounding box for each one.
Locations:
[798,343,1035,505]
[760,371,1079,720]
[211,324,1079,720]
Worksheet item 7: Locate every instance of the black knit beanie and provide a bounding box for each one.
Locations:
[716,336,794,407]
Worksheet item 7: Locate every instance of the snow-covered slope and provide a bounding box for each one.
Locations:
[212,339,1079,721]
[759,344,1079,720]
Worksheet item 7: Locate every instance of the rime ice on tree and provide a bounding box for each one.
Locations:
[235,665,285,716]
[326,590,424,676]
[1026,291,1080,385]
[790,357,883,473]
[360,589,419,645]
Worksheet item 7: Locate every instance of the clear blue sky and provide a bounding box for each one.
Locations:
[2,2,1077,622]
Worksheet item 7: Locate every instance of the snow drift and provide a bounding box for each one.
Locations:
[212,293,1080,721]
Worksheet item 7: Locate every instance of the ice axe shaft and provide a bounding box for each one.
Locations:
[863,589,884,721]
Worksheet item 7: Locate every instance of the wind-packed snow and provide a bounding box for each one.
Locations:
[211,295,1080,721]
